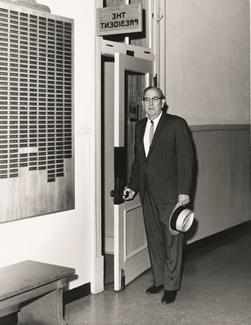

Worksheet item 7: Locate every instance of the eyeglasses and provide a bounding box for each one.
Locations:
[143,97,162,104]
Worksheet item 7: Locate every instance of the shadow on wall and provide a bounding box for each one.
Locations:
[186,126,199,242]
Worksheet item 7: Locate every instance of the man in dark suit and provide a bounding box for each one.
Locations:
[123,86,194,304]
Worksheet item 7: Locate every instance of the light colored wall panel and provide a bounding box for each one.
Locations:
[165,0,250,125]
[188,125,250,243]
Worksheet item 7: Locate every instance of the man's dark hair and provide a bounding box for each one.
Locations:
[142,86,165,100]
[142,86,168,112]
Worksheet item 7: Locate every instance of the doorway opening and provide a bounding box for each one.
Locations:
[101,55,115,286]
[100,49,153,291]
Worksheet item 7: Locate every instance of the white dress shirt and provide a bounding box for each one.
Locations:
[143,112,162,156]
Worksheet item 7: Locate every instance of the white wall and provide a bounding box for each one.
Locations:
[164,0,250,241]
[165,0,250,125]
[0,0,97,290]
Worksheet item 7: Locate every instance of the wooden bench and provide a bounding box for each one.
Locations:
[0,260,75,325]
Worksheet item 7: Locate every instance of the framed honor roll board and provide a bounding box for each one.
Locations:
[0,1,74,223]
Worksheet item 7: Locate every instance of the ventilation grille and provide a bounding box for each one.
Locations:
[0,7,73,182]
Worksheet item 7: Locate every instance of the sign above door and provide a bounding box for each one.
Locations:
[96,4,142,36]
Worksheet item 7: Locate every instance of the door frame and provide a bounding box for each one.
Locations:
[94,0,167,296]
[94,37,154,293]
[113,52,154,290]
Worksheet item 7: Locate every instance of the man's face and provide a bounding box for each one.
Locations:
[143,88,163,120]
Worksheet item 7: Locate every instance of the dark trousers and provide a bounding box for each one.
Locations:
[142,191,184,290]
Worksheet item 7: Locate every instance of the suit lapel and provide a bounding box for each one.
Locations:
[148,113,167,157]
[139,118,147,159]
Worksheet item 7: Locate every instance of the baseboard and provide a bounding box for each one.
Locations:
[186,221,251,253]
[64,282,91,305]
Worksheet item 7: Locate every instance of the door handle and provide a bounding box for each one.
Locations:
[110,188,129,200]
[110,177,125,204]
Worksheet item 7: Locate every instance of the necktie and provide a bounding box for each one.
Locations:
[149,120,154,147]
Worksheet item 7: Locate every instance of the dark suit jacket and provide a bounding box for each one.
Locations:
[128,112,194,224]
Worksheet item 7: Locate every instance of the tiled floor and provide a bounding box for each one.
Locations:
[66,222,251,325]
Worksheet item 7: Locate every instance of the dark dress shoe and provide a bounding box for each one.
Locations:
[146,284,163,294]
[161,290,177,304]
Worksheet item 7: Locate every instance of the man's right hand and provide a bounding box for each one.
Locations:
[123,187,135,201]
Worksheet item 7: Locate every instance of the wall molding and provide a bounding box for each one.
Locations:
[190,124,250,132]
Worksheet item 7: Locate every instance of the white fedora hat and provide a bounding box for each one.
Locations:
[169,204,194,235]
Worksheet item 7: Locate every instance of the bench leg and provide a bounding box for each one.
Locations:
[18,288,67,325]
